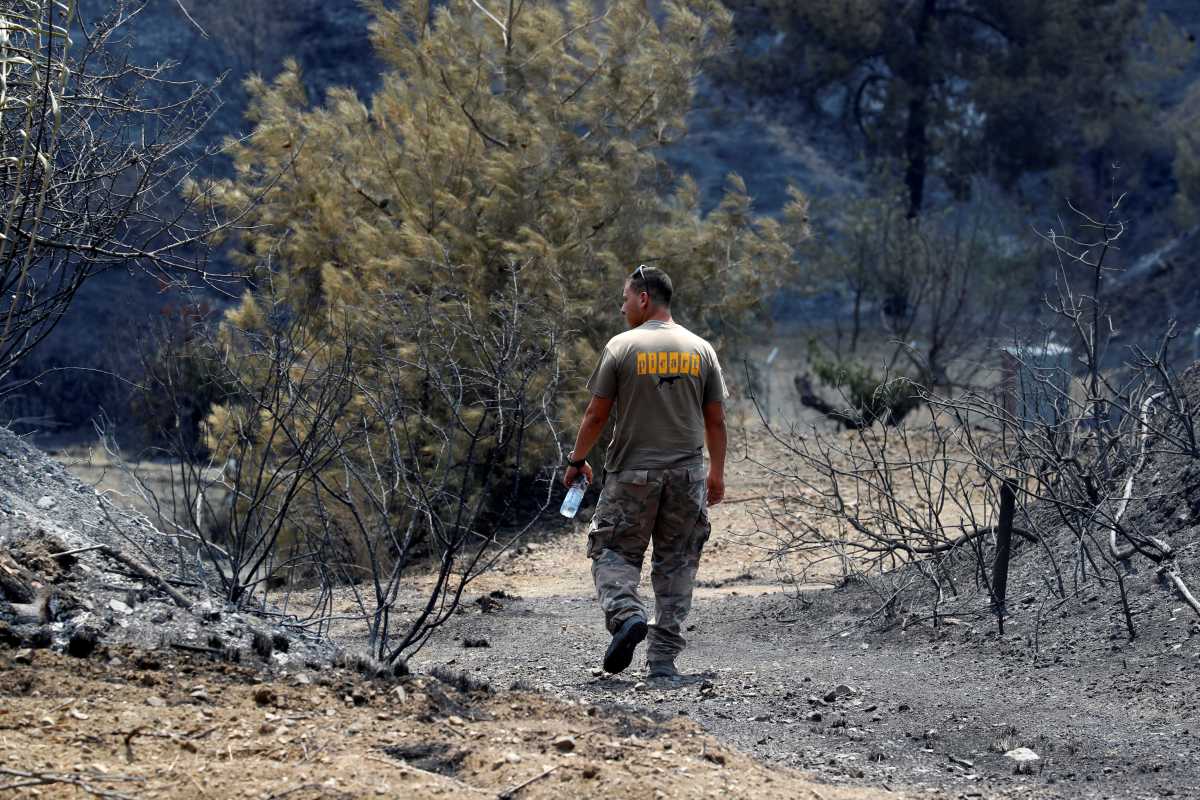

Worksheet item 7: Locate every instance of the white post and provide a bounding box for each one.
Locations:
[764,346,779,424]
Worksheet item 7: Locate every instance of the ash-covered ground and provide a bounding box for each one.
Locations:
[0,426,335,671]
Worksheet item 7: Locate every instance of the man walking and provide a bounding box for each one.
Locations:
[562,265,727,680]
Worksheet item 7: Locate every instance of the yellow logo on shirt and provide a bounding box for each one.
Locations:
[636,351,701,377]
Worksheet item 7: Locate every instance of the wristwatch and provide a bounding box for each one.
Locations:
[567,451,587,469]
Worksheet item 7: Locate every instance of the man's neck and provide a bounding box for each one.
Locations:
[644,309,672,325]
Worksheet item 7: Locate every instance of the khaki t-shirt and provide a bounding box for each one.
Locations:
[586,320,729,472]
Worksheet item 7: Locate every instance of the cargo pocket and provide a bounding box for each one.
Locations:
[586,507,614,560]
[690,505,712,558]
[586,477,623,559]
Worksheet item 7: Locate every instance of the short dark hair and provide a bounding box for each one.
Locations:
[628,264,673,307]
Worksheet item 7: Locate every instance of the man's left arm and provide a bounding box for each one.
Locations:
[563,394,614,487]
[703,400,726,505]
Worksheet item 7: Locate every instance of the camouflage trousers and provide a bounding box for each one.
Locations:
[586,464,711,664]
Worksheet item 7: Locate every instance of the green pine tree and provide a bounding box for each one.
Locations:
[190,0,806,583]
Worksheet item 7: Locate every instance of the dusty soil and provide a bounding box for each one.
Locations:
[7,382,1200,800]
[0,645,897,800]
[0,425,910,800]
[387,426,1200,800]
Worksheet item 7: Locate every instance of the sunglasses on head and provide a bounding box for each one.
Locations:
[633,264,650,289]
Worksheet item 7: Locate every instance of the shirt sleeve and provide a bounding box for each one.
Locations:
[586,345,619,398]
[703,350,730,404]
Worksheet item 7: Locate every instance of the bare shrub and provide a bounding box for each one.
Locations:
[763,194,1200,638]
[109,283,358,605]
[0,0,238,409]
[295,272,562,662]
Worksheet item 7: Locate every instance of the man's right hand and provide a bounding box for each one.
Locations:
[706,471,725,506]
[564,462,594,488]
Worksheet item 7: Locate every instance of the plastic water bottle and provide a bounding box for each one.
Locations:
[560,477,588,518]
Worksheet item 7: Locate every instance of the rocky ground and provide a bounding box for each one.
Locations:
[389,418,1200,800]
[5,401,1200,799]
[404,546,1200,800]
[0,643,892,800]
[0,426,894,800]
[0,427,333,670]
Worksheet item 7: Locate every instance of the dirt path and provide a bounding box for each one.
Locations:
[37,423,1200,799]
[391,435,1200,800]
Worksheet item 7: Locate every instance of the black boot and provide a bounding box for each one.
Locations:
[647,659,680,680]
[602,615,647,674]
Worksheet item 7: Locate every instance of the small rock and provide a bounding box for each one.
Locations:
[29,626,52,648]
[581,763,599,779]
[36,496,56,510]
[475,595,502,613]
[12,648,33,665]
[67,627,99,658]
[553,735,576,753]
[194,601,221,622]
[504,752,522,764]
[1005,747,1040,773]
[108,599,133,615]
[1005,747,1039,762]
[253,687,276,707]
[133,654,161,671]
[823,684,856,703]
[590,667,604,677]
[634,682,647,691]
[252,631,274,660]
[145,695,166,708]
[463,637,490,648]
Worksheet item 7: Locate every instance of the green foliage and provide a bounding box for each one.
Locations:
[723,0,1189,216]
[806,340,922,428]
[201,0,798,356]
[191,0,803,579]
